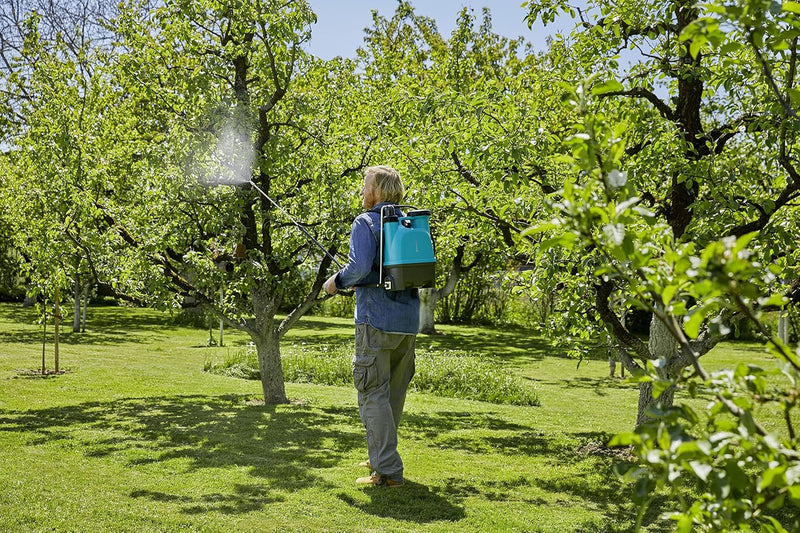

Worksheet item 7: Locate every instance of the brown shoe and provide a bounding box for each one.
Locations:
[356,472,404,487]
[358,460,371,470]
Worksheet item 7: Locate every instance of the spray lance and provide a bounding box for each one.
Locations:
[245,180,345,270]
[215,169,435,294]
[247,180,436,292]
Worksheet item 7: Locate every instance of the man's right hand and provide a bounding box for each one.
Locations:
[323,273,339,295]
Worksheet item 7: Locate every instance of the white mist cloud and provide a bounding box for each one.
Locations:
[195,123,254,187]
[214,124,254,185]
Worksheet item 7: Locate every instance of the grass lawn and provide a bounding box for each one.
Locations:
[0,303,789,532]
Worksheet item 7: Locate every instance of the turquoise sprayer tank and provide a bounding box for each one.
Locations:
[380,207,436,291]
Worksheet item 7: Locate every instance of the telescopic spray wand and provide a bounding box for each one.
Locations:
[246,180,345,269]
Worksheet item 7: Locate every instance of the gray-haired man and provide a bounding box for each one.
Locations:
[324,165,419,487]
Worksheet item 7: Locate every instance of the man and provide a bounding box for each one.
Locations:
[323,165,419,487]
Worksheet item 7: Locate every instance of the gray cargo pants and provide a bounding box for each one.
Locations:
[353,323,416,481]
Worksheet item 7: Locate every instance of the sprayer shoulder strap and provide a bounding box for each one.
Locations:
[364,203,405,247]
[364,209,381,244]
[347,210,382,288]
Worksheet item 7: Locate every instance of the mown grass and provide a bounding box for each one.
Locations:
[0,303,791,532]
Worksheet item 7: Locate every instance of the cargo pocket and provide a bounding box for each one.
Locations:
[353,354,377,393]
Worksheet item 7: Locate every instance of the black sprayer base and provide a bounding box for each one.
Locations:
[383,263,436,291]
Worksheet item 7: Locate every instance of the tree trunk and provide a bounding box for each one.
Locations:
[24,292,36,307]
[636,317,680,426]
[418,246,474,334]
[418,288,439,334]
[219,288,224,347]
[778,309,789,344]
[41,307,47,375]
[637,380,677,426]
[81,284,88,332]
[251,287,288,404]
[73,274,82,333]
[54,287,61,374]
[255,331,287,404]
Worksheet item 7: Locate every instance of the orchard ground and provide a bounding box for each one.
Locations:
[0,303,789,532]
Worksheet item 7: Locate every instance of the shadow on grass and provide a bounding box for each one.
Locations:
[535,375,640,397]
[0,390,674,529]
[0,304,182,346]
[337,481,466,523]
[400,411,671,531]
[420,325,554,365]
[0,394,363,514]
[289,317,555,367]
[130,484,286,515]
[0,392,471,524]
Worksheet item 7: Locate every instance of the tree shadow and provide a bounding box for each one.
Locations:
[323,406,657,527]
[535,375,640,397]
[0,304,182,346]
[399,410,670,530]
[419,325,554,367]
[290,317,353,332]
[400,410,532,440]
[130,484,286,515]
[336,481,466,523]
[0,394,364,514]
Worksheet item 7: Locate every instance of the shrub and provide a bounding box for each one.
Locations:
[282,342,352,386]
[205,343,539,406]
[203,344,260,380]
[413,350,539,406]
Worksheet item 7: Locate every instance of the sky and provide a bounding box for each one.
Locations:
[304,1,578,60]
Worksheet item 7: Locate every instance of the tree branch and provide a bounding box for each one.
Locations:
[278,244,338,338]
[598,87,675,121]
[748,29,800,122]
[450,150,480,186]
[728,159,800,237]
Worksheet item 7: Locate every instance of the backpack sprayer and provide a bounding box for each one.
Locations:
[376,205,436,291]
[247,181,436,292]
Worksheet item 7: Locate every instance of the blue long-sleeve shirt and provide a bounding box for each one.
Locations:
[335,202,420,334]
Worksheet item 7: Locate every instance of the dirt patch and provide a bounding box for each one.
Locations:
[577,440,636,461]
[245,397,266,406]
[14,368,70,378]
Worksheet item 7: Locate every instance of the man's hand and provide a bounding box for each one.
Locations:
[323,273,339,295]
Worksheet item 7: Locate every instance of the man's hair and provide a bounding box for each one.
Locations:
[367,165,405,204]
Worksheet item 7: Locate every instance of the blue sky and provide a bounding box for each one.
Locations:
[304,1,577,59]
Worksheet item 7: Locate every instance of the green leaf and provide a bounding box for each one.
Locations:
[662,284,678,306]
[766,340,800,369]
[720,41,743,55]
[689,39,703,59]
[539,232,579,251]
[609,432,638,447]
[725,460,749,490]
[732,231,758,253]
[591,79,623,95]
[767,493,786,510]
[784,1,800,14]
[675,514,694,533]
[684,309,706,339]
[689,460,712,482]
[634,475,655,502]
[675,440,710,459]
[522,221,560,235]
[761,465,787,490]
[652,379,672,399]
[761,516,789,533]
[758,294,788,307]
